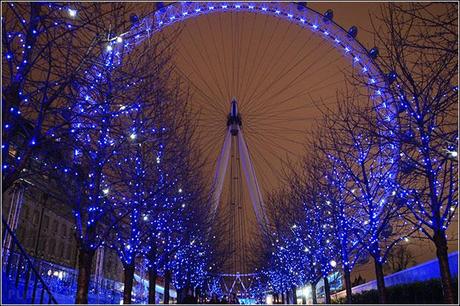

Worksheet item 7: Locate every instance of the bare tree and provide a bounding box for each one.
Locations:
[371,3,458,303]
[45,4,179,302]
[1,3,116,193]
[315,90,412,303]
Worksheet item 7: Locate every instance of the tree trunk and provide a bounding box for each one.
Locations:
[373,258,387,303]
[324,276,331,304]
[273,293,279,304]
[177,288,185,304]
[75,248,95,304]
[343,268,353,304]
[434,230,454,304]
[311,282,317,304]
[281,291,285,304]
[123,263,135,304]
[292,285,297,304]
[164,270,171,304]
[148,267,157,304]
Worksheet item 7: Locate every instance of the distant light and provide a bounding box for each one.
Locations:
[178,188,183,193]
[116,36,123,43]
[404,237,409,242]
[291,224,297,229]
[448,150,457,158]
[330,260,337,267]
[106,44,113,52]
[68,8,77,18]
[103,188,109,195]
[130,133,136,140]
[450,206,456,212]
[143,215,148,221]
[304,247,309,252]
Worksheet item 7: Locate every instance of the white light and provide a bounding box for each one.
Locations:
[450,206,456,212]
[116,36,123,43]
[130,133,136,140]
[178,188,183,193]
[126,244,131,250]
[304,247,309,252]
[143,215,148,221]
[119,105,126,111]
[103,188,109,195]
[330,260,337,267]
[106,44,113,52]
[291,224,297,229]
[404,237,409,242]
[448,150,457,158]
[68,8,77,18]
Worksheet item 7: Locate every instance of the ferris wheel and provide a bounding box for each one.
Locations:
[105,1,395,298]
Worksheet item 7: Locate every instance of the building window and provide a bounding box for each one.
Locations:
[61,224,67,238]
[32,210,40,225]
[49,239,56,257]
[58,242,65,258]
[66,245,71,260]
[23,206,30,220]
[43,215,50,231]
[39,238,47,256]
[52,220,58,233]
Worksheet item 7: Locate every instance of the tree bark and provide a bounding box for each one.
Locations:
[164,269,171,304]
[281,291,285,304]
[75,248,95,304]
[324,276,331,304]
[434,230,454,304]
[311,282,317,304]
[292,285,297,304]
[343,268,353,304]
[373,258,387,303]
[148,267,157,304]
[123,263,135,304]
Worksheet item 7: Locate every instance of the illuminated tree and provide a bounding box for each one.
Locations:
[48,4,176,302]
[372,3,458,303]
[316,91,412,303]
[2,3,113,193]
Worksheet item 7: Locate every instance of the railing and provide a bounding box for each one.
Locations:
[2,217,58,304]
[2,247,123,304]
